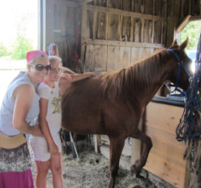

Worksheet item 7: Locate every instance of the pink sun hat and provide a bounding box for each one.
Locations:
[26,50,48,63]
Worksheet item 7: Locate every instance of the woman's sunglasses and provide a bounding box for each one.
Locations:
[30,64,51,71]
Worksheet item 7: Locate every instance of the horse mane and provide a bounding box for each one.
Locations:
[101,48,171,99]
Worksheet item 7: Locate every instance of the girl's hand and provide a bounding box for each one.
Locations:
[49,143,59,155]
[61,73,72,82]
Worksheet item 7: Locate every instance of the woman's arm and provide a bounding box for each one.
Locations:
[39,98,59,155]
[59,72,96,85]
[12,84,43,137]
[61,66,77,75]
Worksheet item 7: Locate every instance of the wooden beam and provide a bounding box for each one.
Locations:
[78,0,93,5]
[46,0,54,46]
[94,135,101,153]
[87,5,167,22]
[176,15,191,32]
[81,4,87,64]
[190,15,201,22]
[85,39,164,48]
[54,0,78,7]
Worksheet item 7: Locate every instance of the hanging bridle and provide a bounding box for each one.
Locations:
[165,49,191,97]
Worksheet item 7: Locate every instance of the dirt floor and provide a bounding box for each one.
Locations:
[30,138,170,188]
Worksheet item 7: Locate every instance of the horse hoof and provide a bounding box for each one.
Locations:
[130,165,141,177]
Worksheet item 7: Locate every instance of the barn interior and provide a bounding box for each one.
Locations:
[41,0,201,187]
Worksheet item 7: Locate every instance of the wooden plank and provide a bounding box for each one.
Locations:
[131,47,142,65]
[144,20,149,43]
[154,21,161,44]
[93,45,107,72]
[108,14,119,41]
[87,5,167,21]
[94,135,101,153]
[144,152,186,188]
[176,15,191,32]
[130,17,134,42]
[86,39,164,48]
[190,15,201,22]
[61,6,67,36]
[81,4,88,64]
[119,47,131,68]
[146,102,184,135]
[146,126,186,167]
[84,45,94,72]
[54,0,78,7]
[92,10,97,39]
[122,16,131,42]
[86,10,93,39]
[46,0,54,46]
[107,46,120,71]
[134,18,141,42]
[78,0,93,5]
[96,12,106,40]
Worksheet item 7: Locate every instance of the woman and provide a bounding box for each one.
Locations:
[0,50,50,188]
[30,56,95,188]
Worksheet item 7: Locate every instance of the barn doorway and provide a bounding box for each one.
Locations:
[180,20,201,73]
[0,0,39,104]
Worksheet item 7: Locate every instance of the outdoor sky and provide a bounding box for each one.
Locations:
[0,0,38,48]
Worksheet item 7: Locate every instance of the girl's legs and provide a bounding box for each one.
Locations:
[50,153,64,188]
[35,160,49,188]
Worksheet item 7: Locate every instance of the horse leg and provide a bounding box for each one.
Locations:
[108,136,125,188]
[130,129,152,176]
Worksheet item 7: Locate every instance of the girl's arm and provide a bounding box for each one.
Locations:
[39,98,59,155]
[12,84,43,137]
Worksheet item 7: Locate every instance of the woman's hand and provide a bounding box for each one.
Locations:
[61,73,72,82]
[86,73,96,77]
[30,125,43,137]
[49,143,59,155]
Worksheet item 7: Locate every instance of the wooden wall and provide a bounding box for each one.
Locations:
[144,102,186,187]
[46,0,81,71]
[46,0,201,73]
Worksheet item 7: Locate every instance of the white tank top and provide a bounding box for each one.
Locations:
[0,72,40,136]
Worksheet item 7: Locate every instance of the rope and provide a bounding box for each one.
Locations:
[176,65,201,142]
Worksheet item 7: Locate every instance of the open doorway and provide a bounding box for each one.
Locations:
[180,20,201,73]
[0,0,39,103]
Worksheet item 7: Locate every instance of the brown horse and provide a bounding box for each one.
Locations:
[61,38,192,188]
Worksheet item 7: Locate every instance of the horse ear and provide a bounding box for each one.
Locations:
[172,39,178,46]
[180,37,189,49]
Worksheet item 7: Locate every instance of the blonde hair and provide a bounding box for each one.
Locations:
[48,56,62,67]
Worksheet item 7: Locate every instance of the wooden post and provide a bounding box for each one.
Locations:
[184,157,191,188]
[81,4,87,67]
[94,135,101,153]
[46,0,54,48]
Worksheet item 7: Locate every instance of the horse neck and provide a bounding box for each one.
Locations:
[128,51,176,106]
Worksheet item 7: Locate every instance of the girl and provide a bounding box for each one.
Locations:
[30,56,95,188]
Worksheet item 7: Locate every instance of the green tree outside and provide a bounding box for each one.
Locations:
[180,21,201,50]
[11,13,34,59]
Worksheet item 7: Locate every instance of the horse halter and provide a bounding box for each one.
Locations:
[165,49,191,96]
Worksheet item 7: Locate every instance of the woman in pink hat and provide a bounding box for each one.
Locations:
[0,50,50,188]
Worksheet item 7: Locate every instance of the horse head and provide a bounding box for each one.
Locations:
[167,37,193,91]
